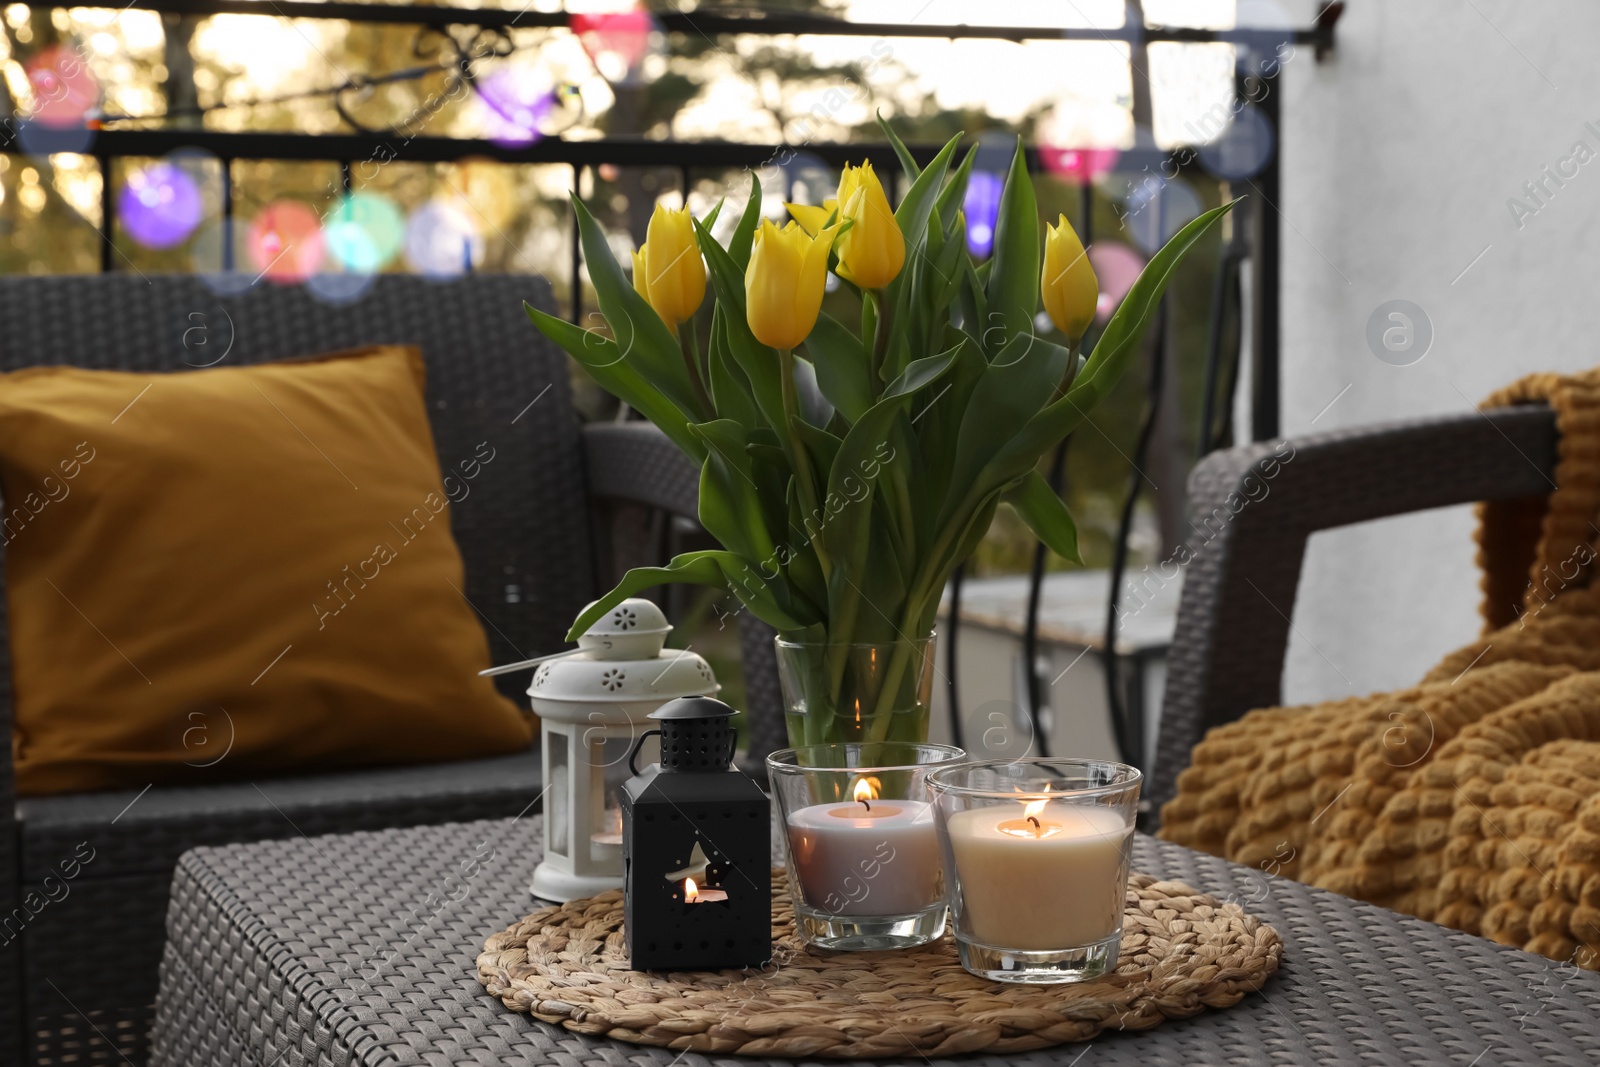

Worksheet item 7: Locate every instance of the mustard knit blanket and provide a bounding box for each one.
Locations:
[1159,370,1600,968]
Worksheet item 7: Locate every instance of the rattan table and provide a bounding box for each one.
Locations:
[150,815,1600,1066]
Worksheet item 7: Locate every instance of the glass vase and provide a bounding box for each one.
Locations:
[774,635,936,748]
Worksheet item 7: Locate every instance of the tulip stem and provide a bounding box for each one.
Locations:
[778,347,831,578]
[678,323,714,419]
[1052,339,1083,403]
[868,289,892,393]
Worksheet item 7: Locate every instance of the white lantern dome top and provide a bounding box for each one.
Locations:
[527,598,718,712]
[528,648,717,707]
[575,597,672,661]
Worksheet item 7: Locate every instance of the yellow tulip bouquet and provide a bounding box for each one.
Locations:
[529,119,1234,747]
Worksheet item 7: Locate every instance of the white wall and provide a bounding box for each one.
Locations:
[1276,1,1600,703]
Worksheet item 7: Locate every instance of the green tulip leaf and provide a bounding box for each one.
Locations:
[814,341,960,634]
[877,110,921,181]
[935,330,1070,532]
[730,176,763,271]
[982,140,1040,347]
[933,144,977,228]
[1005,469,1081,565]
[892,131,963,248]
[701,198,724,233]
[567,550,811,641]
[792,415,843,478]
[706,305,761,428]
[524,302,705,462]
[883,345,961,400]
[805,312,873,424]
[690,420,780,566]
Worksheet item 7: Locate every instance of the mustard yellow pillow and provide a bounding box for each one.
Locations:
[0,345,531,795]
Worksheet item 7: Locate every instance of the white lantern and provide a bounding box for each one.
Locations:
[528,597,719,902]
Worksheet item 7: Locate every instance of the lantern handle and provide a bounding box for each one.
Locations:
[628,728,662,776]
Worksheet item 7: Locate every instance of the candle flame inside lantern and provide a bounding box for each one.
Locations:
[853,778,878,804]
[1023,798,1048,820]
[681,875,728,903]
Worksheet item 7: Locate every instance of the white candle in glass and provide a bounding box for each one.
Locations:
[786,778,942,917]
[946,799,1132,950]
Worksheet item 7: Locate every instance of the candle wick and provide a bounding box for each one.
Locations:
[858,798,871,812]
[1027,816,1040,829]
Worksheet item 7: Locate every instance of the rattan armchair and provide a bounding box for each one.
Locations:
[0,273,780,1066]
[1149,404,1560,817]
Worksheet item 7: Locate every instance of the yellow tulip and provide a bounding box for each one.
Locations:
[785,199,837,237]
[745,218,836,350]
[833,162,904,290]
[640,202,706,326]
[1040,214,1099,343]
[630,247,652,304]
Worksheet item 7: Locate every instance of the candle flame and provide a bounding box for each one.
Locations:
[1023,798,1048,819]
[684,876,699,902]
[853,777,879,803]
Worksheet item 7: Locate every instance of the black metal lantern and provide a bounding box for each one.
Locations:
[621,697,771,971]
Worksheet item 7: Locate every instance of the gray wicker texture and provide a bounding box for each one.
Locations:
[0,823,19,1067]
[151,815,1600,1067]
[1149,405,1559,816]
[0,274,774,1067]
[581,420,702,518]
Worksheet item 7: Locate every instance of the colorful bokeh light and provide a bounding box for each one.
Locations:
[963,171,1003,258]
[1123,176,1201,254]
[1197,104,1274,181]
[404,199,484,278]
[1088,242,1146,321]
[571,5,658,84]
[24,45,99,127]
[248,201,325,283]
[476,68,557,148]
[1039,146,1120,184]
[119,163,204,249]
[323,192,405,273]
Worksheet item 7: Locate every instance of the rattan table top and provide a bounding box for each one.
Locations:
[152,815,1600,1066]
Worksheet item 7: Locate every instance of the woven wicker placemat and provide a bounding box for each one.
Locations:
[476,869,1282,1058]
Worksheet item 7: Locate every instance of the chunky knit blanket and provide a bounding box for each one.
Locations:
[1160,370,1600,968]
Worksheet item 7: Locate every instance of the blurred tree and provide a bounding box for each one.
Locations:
[1,7,98,273]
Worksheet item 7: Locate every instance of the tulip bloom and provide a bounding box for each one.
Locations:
[745,218,836,350]
[833,162,904,289]
[639,203,706,326]
[630,247,652,304]
[1041,214,1099,343]
[786,199,837,237]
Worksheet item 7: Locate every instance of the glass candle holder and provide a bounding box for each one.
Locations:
[928,758,1141,984]
[767,742,966,950]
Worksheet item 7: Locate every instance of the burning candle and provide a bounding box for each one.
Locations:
[785,777,942,917]
[683,876,727,904]
[945,798,1132,951]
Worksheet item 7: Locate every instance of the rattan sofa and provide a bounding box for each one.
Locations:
[0,273,783,1067]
